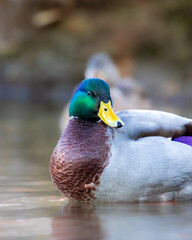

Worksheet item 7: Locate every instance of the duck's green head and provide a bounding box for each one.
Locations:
[69,78,124,128]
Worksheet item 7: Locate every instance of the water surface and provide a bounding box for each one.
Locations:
[1,102,192,240]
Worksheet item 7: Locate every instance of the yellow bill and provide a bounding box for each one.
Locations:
[98,101,124,128]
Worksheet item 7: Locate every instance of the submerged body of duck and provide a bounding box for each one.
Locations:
[50,78,192,202]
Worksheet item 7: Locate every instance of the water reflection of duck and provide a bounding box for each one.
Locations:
[51,201,105,240]
[59,53,151,132]
[50,78,192,202]
[51,201,192,239]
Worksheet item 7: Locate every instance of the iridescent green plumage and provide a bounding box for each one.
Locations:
[69,78,112,121]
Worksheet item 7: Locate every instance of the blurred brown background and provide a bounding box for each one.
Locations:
[0,0,192,112]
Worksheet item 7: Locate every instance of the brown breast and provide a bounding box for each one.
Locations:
[49,118,110,201]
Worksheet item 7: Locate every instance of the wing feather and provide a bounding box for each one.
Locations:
[117,110,192,140]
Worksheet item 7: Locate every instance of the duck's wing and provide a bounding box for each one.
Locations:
[117,110,192,140]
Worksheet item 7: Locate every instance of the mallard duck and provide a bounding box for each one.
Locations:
[59,53,151,131]
[50,78,192,202]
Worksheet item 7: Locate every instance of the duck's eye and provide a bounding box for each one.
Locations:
[87,91,95,97]
[104,108,107,111]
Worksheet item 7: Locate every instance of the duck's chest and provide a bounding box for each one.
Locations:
[49,118,111,201]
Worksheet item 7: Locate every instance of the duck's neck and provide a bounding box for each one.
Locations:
[50,117,111,200]
[62,118,110,156]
